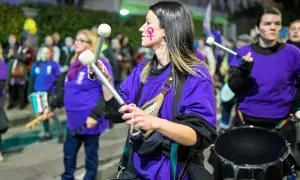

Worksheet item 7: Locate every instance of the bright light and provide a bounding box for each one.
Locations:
[119,9,129,16]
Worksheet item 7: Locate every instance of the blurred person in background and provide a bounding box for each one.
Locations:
[218,34,250,130]
[22,18,39,53]
[120,36,134,79]
[30,46,63,143]
[37,35,61,64]
[60,37,75,73]
[53,32,64,50]
[46,30,112,180]
[5,34,28,109]
[197,37,216,76]
[288,20,300,151]
[0,44,8,162]
[110,38,123,90]
[288,20,300,49]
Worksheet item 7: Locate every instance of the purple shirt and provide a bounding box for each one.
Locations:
[119,60,216,179]
[64,58,113,135]
[31,60,61,92]
[0,60,7,80]
[0,60,7,96]
[195,48,206,61]
[230,44,300,119]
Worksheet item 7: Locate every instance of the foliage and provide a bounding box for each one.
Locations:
[0,4,26,44]
[0,3,208,48]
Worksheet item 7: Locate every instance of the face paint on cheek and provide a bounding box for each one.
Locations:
[147,27,154,41]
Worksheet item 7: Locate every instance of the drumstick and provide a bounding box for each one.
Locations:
[206,37,243,58]
[25,114,47,129]
[79,24,145,137]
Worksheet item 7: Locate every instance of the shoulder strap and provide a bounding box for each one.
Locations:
[170,77,186,180]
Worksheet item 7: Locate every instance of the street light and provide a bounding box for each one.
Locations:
[119,8,129,16]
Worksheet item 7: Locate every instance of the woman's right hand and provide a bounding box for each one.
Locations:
[88,60,114,101]
[43,107,54,118]
[243,52,253,62]
[87,60,112,82]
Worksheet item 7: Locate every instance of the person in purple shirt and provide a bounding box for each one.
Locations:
[90,2,216,179]
[30,46,63,143]
[228,7,300,150]
[0,44,8,162]
[46,29,112,180]
[224,9,300,180]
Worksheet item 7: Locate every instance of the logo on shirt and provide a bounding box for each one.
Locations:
[76,71,85,85]
[47,66,52,75]
[35,67,40,74]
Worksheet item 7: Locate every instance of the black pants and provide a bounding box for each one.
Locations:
[8,84,26,108]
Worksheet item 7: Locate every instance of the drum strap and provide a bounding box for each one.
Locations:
[236,109,290,129]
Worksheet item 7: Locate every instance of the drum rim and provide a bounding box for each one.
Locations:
[212,125,291,169]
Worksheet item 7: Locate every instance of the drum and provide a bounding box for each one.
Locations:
[220,83,235,102]
[211,126,297,180]
[28,92,48,115]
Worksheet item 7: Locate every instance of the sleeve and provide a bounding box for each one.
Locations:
[174,71,217,150]
[89,58,116,121]
[89,59,148,122]
[48,73,66,109]
[228,48,254,94]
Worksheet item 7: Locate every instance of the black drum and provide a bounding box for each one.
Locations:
[211,126,297,180]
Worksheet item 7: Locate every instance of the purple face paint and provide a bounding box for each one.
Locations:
[147,27,154,41]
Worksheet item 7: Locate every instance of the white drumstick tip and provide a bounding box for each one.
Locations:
[98,24,111,38]
[78,49,95,65]
[206,37,215,45]
[295,110,300,119]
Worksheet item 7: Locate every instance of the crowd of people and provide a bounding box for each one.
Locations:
[0,1,300,180]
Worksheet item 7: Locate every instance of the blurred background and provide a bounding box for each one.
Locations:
[0,0,299,179]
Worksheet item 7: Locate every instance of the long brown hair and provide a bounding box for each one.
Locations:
[141,1,207,91]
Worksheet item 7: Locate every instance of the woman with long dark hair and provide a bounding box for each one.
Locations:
[90,1,216,179]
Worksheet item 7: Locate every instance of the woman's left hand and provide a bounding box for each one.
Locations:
[119,104,162,131]
[86,117,98,128]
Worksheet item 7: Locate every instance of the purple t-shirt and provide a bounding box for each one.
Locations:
[0,60,7,96]
[230,44,300,119]
[31,60,61,92]
[0,60,7,80]
[119,60,216,179]
[64,58,113,135]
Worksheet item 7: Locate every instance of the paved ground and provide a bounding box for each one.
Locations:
[1,105,300,180]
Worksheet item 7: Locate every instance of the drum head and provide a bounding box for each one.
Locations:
[214,126,287,165]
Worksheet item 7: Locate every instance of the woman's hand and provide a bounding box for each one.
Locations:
[87,60,112,82]
[119,104,163,131]
[243,52,253,62]
[86,117,98,128]
[43,107,54,118]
